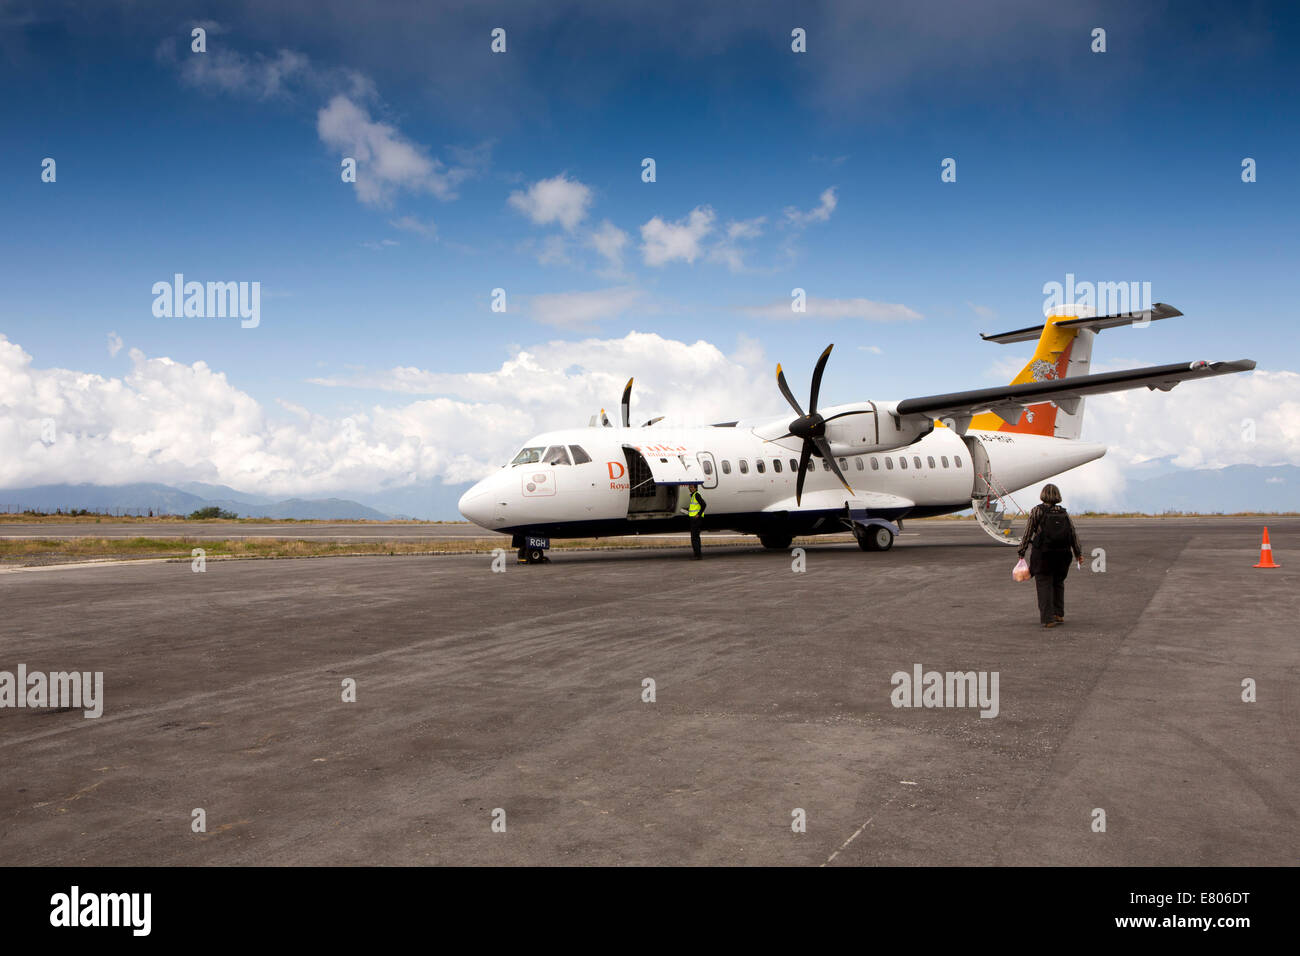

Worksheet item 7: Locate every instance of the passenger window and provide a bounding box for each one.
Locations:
[739,459,749,474]
[871,457,880,471]
[838,458,848,471]
[955,455,963,468]
[855,457,864,471]
[543,445,571,466]
[899,456,908,469]
[941,456,949,468]
[821,459,831,471]
[721,460,731,475]
[570,445,592,465]
[789,459,798,472]
[773,459,783,473]
[756,459,766,474]
[885,457,894,470]
[702,460,714,476]
[913,456,922,469]
[927,456,935,469]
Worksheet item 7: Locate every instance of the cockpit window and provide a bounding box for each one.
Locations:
[543,445,571,466]
[511,446,545,466]
[570,445,592,464]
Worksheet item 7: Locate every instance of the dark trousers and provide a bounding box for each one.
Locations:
[690,518,702,557]
[1033,551,1071,623]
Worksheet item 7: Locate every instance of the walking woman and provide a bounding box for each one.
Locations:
[1017,483,1083,628]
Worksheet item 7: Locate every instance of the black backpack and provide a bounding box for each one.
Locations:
[1037,507,1072,552]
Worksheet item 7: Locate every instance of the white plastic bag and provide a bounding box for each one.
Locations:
[1012,557,1030,582]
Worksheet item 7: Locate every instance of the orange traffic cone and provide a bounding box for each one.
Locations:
[1254,527,1280,568]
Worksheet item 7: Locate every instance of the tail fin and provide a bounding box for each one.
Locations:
[970,306,1096,439]
[972,302,1181,438]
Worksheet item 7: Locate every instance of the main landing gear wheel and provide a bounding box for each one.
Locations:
[759,533,794,551]
[857,525,894,552]
[518,547,549,564]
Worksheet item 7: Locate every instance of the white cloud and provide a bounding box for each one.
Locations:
[508,174,593,231]
[740,295,922,322]
[317,95,479,207]
[361,238,399,250]
[389,216,437,237]
[966,301,997,320]
[709,216,767,272]
[180,47,310,99]
[859,345,883,355]
[588,220,629,273]
[6,334,1294,503]
[107,332,123,357]
[525,286,644,329]
[784,187,838,227]
[640,206,716,266]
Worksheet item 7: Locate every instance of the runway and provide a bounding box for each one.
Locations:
[1,517,1295,865]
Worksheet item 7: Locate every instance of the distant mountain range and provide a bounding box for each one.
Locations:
[1121,464,1300,514]
[0,483,391,521]
[2,464,1297,520]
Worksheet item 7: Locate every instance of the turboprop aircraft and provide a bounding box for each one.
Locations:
[457,304,1254,562]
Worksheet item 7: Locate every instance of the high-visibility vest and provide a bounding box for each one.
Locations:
[688,493,703,517]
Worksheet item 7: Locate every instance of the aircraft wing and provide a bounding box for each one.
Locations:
[895,359,1256,427]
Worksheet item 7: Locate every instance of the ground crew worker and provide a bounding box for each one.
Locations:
[1017,483,1083,628]
[686,484,707,559]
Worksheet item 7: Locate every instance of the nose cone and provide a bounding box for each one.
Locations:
[458,480,493,528]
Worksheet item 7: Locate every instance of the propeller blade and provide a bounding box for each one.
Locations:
[621,378,633,428]
[814,436,854,495]
[807,344,833,415]
[775,363,806,418]
[643,416,664,427]
[821,409,875,424]
[795,441,813,506]
[600,408,611,427]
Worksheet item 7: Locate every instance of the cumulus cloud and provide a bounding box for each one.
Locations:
[588,220,630,273]
[0,332,782,492]
[784,187,838,227]
[709,216,767,272]
[525,286,645,329]
[739,295,922,322]
[640,206,716,266]
[179,47,311,99]
[7,332,1292,503]
[106,332,123,357]
[317,95,480,207]
[508,174,593,231]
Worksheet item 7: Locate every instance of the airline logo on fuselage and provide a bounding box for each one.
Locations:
[607,460,629,490]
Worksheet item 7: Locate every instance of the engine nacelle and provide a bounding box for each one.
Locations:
[821,401,933,456]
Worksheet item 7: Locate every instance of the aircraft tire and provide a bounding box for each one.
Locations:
[759,533,794,551]
[857,526,894,552]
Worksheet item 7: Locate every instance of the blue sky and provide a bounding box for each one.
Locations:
[2,0,1298,510]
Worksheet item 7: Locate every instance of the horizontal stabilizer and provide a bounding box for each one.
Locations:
[898,359,1255,425]
[981,303,1183,345]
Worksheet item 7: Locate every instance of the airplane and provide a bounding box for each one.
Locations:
[457,304,1255,562]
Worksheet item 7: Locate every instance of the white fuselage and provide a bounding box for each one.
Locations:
[457,414,1106,539]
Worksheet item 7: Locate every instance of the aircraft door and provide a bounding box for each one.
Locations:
[696,451,719,489]
[962,435,991,499]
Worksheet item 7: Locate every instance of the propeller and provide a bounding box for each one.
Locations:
[621,378,633,428]
[773,344,874,506]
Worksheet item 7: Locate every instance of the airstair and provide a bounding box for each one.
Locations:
[971,469,1029,546]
